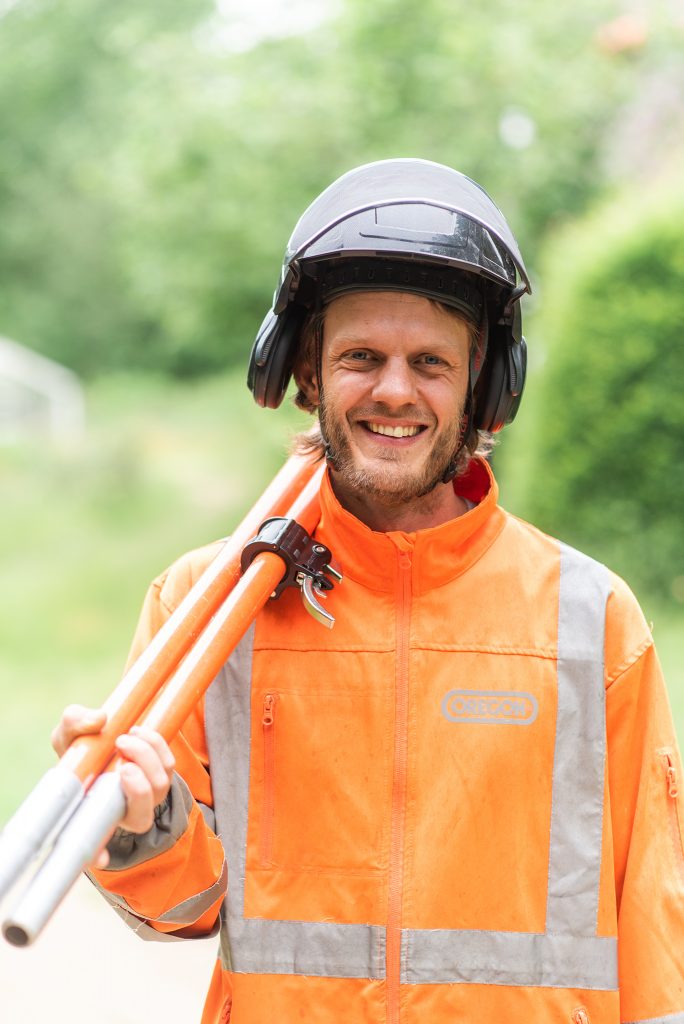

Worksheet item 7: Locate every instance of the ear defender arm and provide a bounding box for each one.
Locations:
[247,306,306,409]
[473,325,527,432]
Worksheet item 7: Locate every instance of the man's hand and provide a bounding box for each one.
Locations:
[51,705,176,868]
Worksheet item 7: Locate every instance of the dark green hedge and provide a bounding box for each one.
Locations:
[523,180,684,601]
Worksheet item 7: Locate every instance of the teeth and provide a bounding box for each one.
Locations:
[367,422,421,438]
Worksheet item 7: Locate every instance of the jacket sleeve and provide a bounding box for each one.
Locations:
[605,577,684,1019]
[87,541,229,939]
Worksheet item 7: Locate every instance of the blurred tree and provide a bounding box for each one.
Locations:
[519,174,684,600]
[0,0,212,373]
[0,0,682,377]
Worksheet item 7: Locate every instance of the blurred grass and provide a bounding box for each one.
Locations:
[1,372,682,822]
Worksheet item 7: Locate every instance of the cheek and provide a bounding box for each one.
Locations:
[430,381,467,422]
[326,372,370,410]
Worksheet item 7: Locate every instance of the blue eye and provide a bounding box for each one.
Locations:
[421,354,442,365]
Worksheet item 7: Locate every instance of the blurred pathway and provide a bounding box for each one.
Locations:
[0,876,215,1022]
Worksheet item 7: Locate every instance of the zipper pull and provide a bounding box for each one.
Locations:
[262,693,275,727]
[665,753,679,798]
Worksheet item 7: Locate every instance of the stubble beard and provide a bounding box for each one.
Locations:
[319,397,465,507]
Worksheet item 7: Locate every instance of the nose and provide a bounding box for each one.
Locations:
[370,357,417,409]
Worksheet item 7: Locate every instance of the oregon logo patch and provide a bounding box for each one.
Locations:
[441,689,538,726]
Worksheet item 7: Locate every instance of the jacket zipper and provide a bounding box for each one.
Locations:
[387,551,412,1024]
[661,750,684,882]
[260,693,277,867]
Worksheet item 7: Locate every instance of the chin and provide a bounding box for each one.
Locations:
[340,457,442,503]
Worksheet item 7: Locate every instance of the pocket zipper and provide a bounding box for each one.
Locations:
[661,750,684,882]
[260,693,277,866]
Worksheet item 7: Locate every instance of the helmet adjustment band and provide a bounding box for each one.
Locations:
[310,257,485,325]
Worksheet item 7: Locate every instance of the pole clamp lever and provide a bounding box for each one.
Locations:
[240,517,342,628]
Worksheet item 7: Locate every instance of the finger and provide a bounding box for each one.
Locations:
[90,842,111,871]
[115,733,172,807]
[129,725,175,776]
[92,843,110,868]
[118,762,156,834]
[51,705,107,757]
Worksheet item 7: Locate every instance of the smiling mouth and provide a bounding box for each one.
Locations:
[364,421,426,438]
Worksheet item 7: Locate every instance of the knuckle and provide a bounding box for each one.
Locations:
[121,764,150,798]
[61,704,83,729]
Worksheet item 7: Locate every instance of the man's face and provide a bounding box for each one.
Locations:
[313,291,472,506]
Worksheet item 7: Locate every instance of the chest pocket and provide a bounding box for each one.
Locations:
[248,684,390,874]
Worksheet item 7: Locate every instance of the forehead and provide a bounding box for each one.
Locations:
[323,290,470,351]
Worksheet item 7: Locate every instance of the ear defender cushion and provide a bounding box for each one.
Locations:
[247,307,306,409]
[474,330,527,432]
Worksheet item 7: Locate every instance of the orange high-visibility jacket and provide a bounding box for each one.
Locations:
[92,459,684,1023]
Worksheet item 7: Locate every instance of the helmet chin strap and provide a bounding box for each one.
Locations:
[313,300,340,471]
[440,388,472,485]
[440,307,487,484]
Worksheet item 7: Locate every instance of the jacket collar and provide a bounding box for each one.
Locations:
[315,457,506,594]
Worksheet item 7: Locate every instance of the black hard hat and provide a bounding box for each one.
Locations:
[248,158,530,431]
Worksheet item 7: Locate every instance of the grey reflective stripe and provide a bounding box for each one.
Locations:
[205,544,616,989]
[86,876,217,943]
[197,800,216,831]
[88,860,227,927]
[220,916,386,978]
[546,543,612,934]
[205,624,385,980]
[402,929,617,989]
[622,1016,684,1024]
[155,859,228,925]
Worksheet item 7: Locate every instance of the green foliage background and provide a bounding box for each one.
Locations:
[512,177,684,601]
[2,0,679,375]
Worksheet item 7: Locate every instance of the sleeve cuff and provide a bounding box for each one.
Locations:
[104,772,195,870]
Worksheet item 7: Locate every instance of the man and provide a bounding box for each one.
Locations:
[54,159,684,1022]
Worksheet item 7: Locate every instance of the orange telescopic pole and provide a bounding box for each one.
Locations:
[143,470,323,742]
[62,452,321,787]
[0,453,322,924]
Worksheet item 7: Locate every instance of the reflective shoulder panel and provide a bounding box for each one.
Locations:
[546,542,612,935]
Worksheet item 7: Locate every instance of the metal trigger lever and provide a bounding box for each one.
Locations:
[298,548,342,628]
[241,520,343,629]
[300,574,334,629]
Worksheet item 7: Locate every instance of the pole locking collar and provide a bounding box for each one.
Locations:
[240,517,342,628]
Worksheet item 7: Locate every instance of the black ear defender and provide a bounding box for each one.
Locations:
[247,306,305,409]
[472,292,527,431]
[474,324,527,432]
